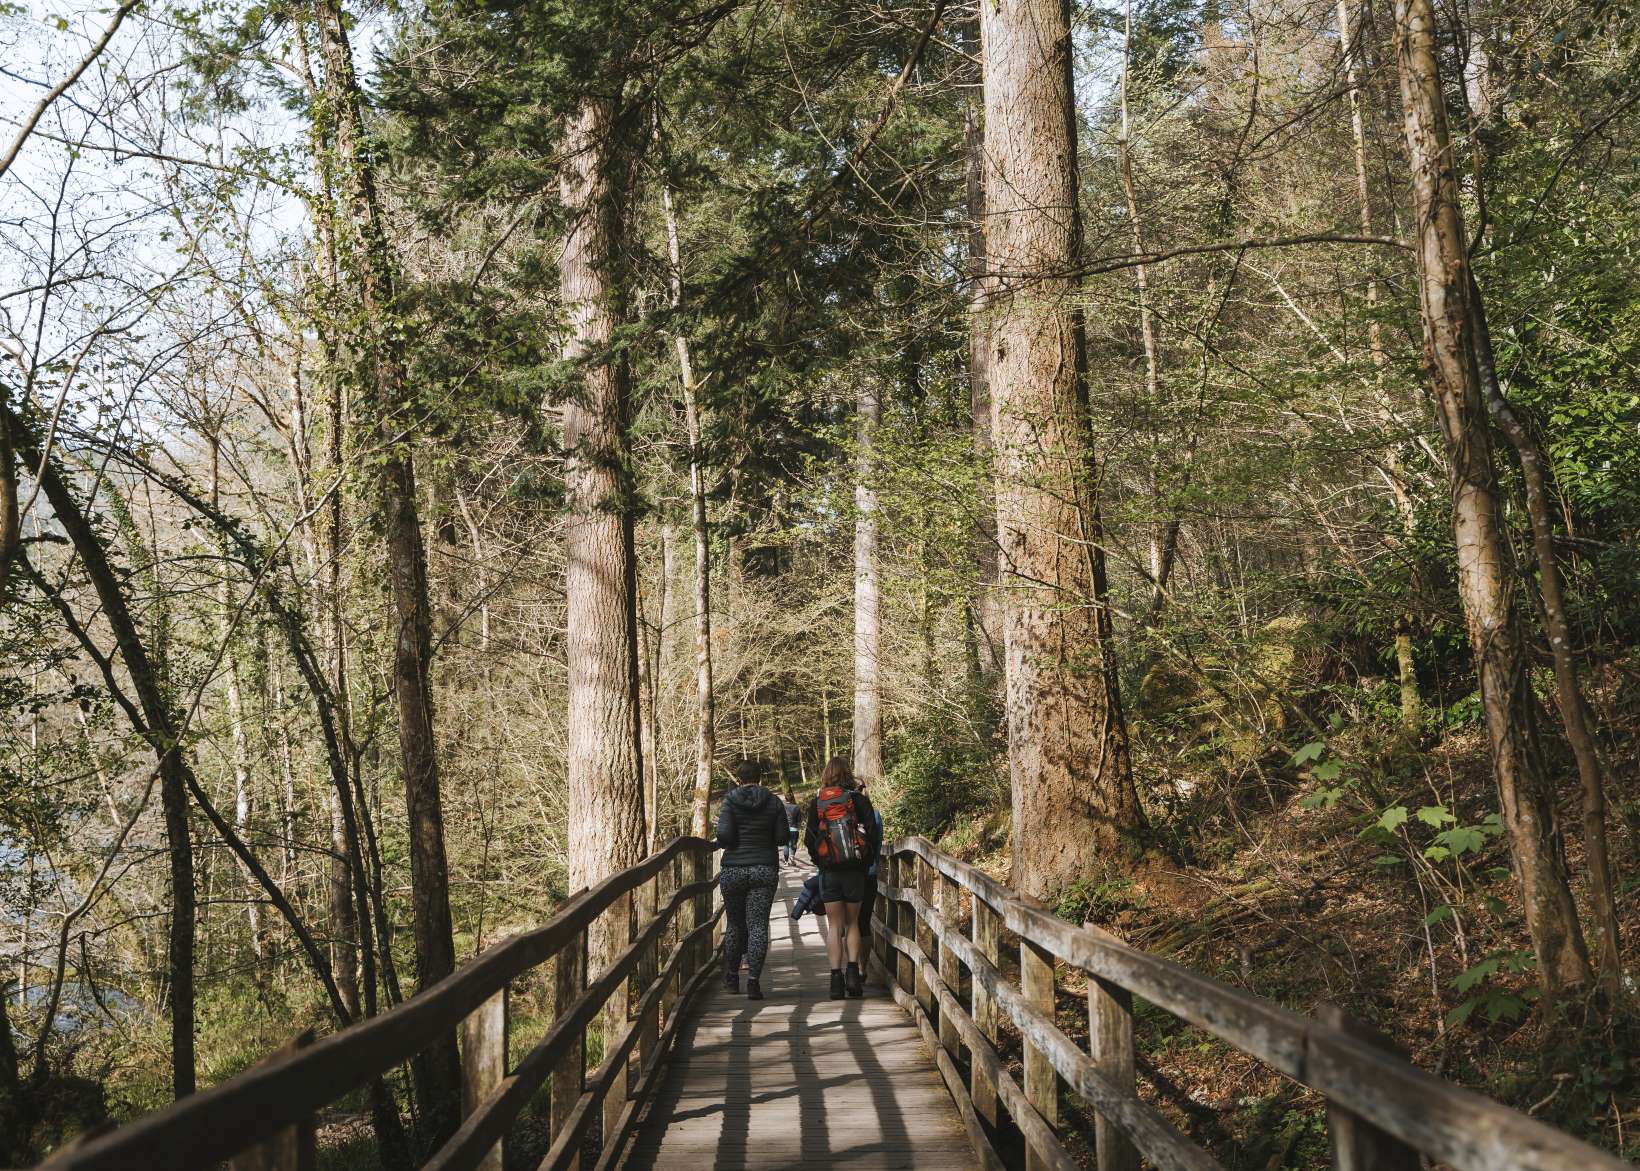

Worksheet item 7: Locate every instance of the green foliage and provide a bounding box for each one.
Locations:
[883,714,1003,842]
[1055,875,1145,926]
[1447,950,1537,1028]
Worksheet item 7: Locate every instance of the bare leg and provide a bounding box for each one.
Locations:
[824,903,847,969]
[839,901,862,965]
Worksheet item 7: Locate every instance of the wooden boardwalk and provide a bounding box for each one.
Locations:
[621,861,980,1171]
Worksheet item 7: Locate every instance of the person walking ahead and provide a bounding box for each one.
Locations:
[804,757,881,998]
[782,792,801,864]
[715,758,788,1001]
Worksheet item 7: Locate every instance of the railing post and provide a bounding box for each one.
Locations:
[873,855,890,970]
[602,888,635,1157]
[460,979,508,1171]
[893,855,914,996]
[550,926,588,1171]
[1087,973,1138,1171]
[937,868,963,1062]
[914,854,935,1018]
[661,852,682,1025]
[1021,937,1058,1171]
[1318,1004,1421,1171]
[970,894,1000,1126]
[228,1031,316,1171]
[634,869,660,1077]
[687,844,709,977]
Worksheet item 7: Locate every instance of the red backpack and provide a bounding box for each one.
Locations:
[813,786,866,866]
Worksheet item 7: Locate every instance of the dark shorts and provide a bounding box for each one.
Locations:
[819,868,868,904]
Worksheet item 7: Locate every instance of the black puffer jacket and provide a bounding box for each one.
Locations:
[714,784,788,868]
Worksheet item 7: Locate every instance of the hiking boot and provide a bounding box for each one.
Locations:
[829,970,846,999]
[747,978,765,1001]
[725,968,740,994]
[845,963,864,998]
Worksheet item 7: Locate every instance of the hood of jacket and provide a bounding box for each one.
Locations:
[727,783,777,813]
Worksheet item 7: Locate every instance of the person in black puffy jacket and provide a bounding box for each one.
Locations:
[714,758,788,1000]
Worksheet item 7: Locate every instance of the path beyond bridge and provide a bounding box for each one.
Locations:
[622,861,978,1171]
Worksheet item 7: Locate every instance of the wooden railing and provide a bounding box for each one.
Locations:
[40,836,721,1171]
[873,836,1630,1171]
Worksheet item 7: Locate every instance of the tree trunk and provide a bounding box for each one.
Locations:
[0,408,18,601]
[1468,276,1620,992]
[560,92,648,939]
[13,419,195,1098]
[210,439,264,964]
[981,0,1145,897]
[312,0,460,1139]
[662,182,718,837]
[853,379,885,787]
[1116,0,1172,624]
[638,549,659,851]
[1391,0,1591,997]
[964,41,1001,686]
[0,979,19,1162]
[1339,0,1422,732]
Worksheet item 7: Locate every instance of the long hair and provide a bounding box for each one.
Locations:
[820,756,855,790]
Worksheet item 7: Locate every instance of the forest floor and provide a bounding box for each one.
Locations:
[935,662,1640,1169]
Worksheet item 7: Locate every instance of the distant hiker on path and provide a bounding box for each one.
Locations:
[715,758,788,1001]
[782,792,801,864]
[804,756,882,998]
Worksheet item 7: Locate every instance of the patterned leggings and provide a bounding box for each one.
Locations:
[720,865,779,979]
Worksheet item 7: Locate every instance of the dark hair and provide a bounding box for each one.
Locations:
[732,758,763,787]
[820,756,856,790]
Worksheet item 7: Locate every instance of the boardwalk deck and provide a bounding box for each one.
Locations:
[621,862,979,1171]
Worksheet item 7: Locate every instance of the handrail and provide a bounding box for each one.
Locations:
[875,835,1630,1171]
[39,835,721,1171]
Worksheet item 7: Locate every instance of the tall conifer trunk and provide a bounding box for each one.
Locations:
[980,0,1145,898]
[853,379,884,786]
[1391,0,1591,997]
[312,0,460,1136]
[560,94,648,990]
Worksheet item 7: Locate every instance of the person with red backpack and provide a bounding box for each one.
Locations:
[803,757,882,998]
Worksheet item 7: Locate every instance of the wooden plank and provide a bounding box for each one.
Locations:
[938,869,964,1063]
[588,947,722,1171]
[915,855,936,1018]
[634,873,660,1095]
[38,835,714,1171]
[552,909,724,1171]
[460,985,508,1171]
[971,891,1000,1128]
[873,920,1077,1171]
[551,927,587,1171]
[660,856,682,1026]
[624,863,983,1171]
[1318,1004,1421,1171]
[602,887,636,1157]
[1021,936,1058,1171]
[893,855,914,995]
[869,950,1009,1171]
[1088,972,1138,1171]
[227,1032,315,1171]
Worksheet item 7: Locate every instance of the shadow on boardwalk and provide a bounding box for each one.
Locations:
[621,863,977,1171]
